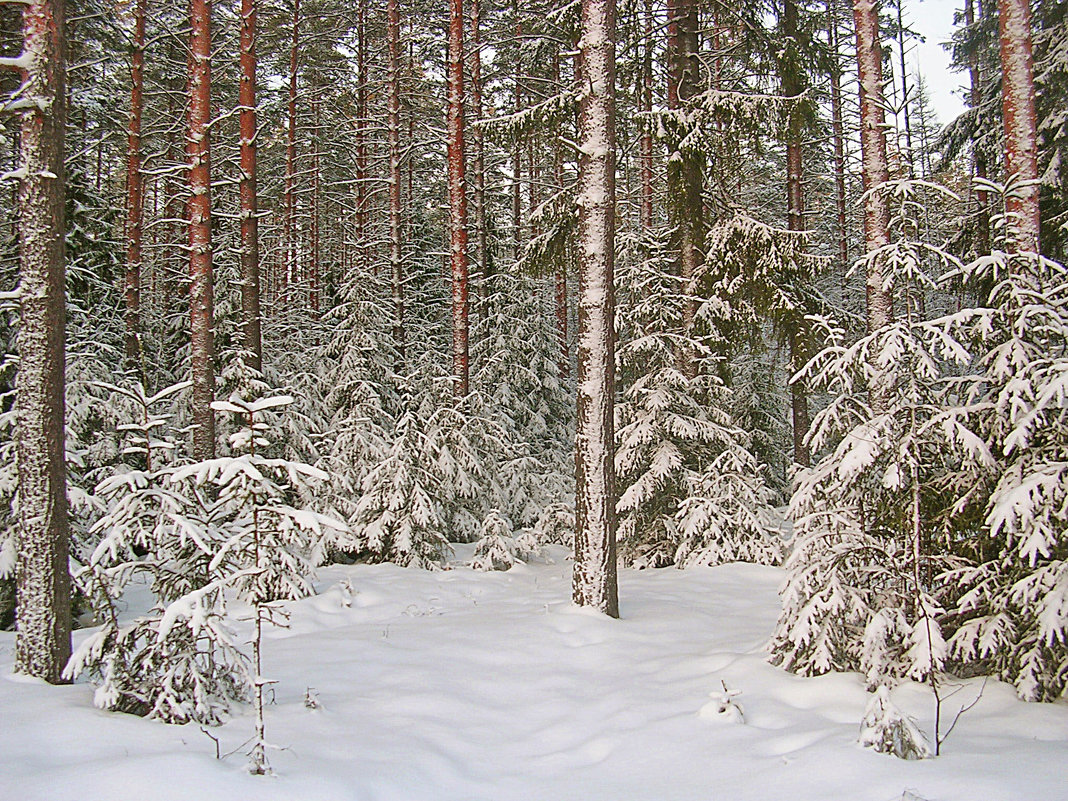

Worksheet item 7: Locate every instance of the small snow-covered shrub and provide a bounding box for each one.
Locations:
[859,686,932,760]
[69,390,345,739]
[471,510,518,572]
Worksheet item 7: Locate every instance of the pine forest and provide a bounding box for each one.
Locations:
[2,0,1067,797]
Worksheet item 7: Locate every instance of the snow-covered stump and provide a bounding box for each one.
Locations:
[572,0,619,618]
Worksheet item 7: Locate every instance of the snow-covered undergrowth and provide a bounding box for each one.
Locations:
[2,547,1066,801]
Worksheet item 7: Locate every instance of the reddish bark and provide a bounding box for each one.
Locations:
[997,0,1040,253]
[387,0,405,359]
[123,0,146,373]
[852,0,893,336]
[14,0,72,683]
[448,0,469,397]
[239,0,262,370]
[188,0,216,459]
[572,0,618,618]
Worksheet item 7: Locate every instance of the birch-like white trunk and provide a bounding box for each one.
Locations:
[15,0,72,683]
[572,0,618,618]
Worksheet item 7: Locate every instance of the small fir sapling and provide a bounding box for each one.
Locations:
[68,390,346,749]
[349,406,451,568]
[699,680,745,724]
[858,686,933,760]
[770,180,973,686]
[470,509,519,571]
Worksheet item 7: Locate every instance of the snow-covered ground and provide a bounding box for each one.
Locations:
[2,546,1066,801]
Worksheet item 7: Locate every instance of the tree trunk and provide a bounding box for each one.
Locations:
[15,0,72,683]
[239,0,261,371]
[356,0,368,275]
[511,0,522,263]
[997,0,1040,253]
[188,0,216,459]
[310,98,320,314]
[387,0,405,361]
[123,0,146,375]
[469,0,487,303]
[852,0,893,336]
[965,0,990,255]
[640,0,653,233]
[284,0,299,296]
[572,0,619,619]
[782,0,810,467]
[828,0,849,275]
[448,0,469,397]
[667,0,702,378]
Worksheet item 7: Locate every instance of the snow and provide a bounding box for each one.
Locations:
[3,549,1067,800]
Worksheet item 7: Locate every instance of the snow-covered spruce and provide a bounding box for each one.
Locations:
[615,248,781,569]
[770,180,973,687]
[68,391,346,729]
[470,509,519,571]
[349,405,452,568]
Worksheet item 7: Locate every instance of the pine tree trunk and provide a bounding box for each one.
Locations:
[123,0,146,375]
[852,0,893,336]
[387,0,405,361]
[469,0,487,303]
[447,0,469,397]
[15,0,72,683]
[573,0,619,619]
[188,0,216,459]
[356,0,368,275]
[239,0,262,371]
[997,0,1040,253]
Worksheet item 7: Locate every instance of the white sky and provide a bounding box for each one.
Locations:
[908,0,968,124]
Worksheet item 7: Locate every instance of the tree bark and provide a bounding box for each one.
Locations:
[997,0,1040,253]
[573,0,619,618]
[667,0,702,378]
[355,0,368,274]
[188,0,216,459]
[965,0,990,255]
[123,0,146,374]
[387,0,405,361]
[828,0,849,274]
[448,0,469,397]
[15,0,72,683]
[239,0,262,370]
[469,0,487,303]
[852,0,893,336]
[782,0,810,467]
[640,0,653,233]
[284,0,299,295]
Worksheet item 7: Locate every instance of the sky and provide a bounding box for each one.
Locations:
[909,0,968,125]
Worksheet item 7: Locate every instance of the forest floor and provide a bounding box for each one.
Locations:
[2,545,1066,801]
